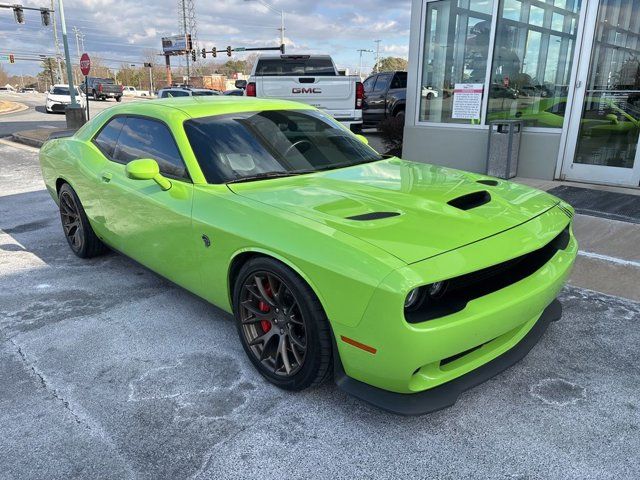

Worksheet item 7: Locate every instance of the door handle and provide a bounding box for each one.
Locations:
[101,172,112,183]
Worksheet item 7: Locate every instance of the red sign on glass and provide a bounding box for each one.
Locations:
[80,53,91,76]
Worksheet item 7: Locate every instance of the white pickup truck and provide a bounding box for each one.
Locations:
[244,55,363,132]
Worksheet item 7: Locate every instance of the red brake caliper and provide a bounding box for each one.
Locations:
[259,284,272,333]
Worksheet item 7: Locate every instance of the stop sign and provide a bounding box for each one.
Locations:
[80,53,91,76]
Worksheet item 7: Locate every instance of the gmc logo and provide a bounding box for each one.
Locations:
[292,87,322,94]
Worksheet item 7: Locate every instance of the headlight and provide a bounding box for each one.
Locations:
[404,282,448,311]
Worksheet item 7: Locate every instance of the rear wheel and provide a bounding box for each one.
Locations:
[233,257,332,391]
[58,183,107,258]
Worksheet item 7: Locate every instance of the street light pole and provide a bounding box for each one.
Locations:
[374,39,381,73]
[357,49,373,80]
[57,0,77,106]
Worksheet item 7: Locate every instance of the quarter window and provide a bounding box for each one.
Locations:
[391,72,407,89]
[113,117,188,179]
[93,117,125,157]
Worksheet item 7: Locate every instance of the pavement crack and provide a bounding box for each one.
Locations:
[12,339,87,427]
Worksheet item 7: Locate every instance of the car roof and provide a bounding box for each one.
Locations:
[96,96,315,119]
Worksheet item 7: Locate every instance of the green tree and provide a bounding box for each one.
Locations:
[373,57,408,73]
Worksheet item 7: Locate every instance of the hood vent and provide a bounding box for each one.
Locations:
[447,191,491,211]
[346,211,400,221]
[476,179,499,187]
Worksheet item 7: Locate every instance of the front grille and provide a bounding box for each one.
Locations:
[51,104,67,112]
[405,224,571,323]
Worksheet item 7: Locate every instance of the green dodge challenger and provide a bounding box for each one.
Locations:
[39,97,577,414]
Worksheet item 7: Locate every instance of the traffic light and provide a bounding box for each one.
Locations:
[9,54,15,64]
[201,48,206,59]
[212,47,217,58]
[40,8,51,26]
[226,46,232,57]
[191,50,197,62]
[13,6,25,24]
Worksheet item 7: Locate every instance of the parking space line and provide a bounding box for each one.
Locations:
[578,250,640,268]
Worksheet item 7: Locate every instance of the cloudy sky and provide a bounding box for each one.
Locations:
[1,0,411,77]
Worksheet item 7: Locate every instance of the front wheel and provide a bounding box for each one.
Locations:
[115,96,122,102]
[233,257,332,391]
[58,183,107,258]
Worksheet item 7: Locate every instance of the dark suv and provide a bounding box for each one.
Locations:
[362,71,407,128]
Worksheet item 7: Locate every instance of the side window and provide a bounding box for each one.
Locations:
[113,117,188,179]
[363,75,377,93]
[93,117,126,157]
[390,72,407,89]
[372,74,392,93]
[164,90,189,98]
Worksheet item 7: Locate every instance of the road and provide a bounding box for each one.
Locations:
[0,92,139,138]
[0,102,639,479]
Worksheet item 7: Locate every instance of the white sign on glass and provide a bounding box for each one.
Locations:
[452,83,483,120]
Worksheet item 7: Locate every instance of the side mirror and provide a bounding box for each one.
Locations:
[235,79,247,89]
[355,134,369,145]
[605,113,619,125]
[125,159,172,190]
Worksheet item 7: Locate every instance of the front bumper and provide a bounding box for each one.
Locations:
[332,205,577,397]
[335,299,562,415]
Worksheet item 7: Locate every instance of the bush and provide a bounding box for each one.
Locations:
[377,115,405,157]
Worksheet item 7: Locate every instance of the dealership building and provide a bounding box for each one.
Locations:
[403,0,640,187]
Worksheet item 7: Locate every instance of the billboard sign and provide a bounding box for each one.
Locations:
[162,35,189,54]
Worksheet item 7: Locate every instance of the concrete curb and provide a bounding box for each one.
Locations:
[11,128,76,148]
[0,101,28,115]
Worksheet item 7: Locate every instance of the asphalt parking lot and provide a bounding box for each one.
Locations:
[0,118,639,478]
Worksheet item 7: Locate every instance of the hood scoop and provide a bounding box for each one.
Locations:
[476,179,499,186]
[346,212,400,221]
[447,190,491,211]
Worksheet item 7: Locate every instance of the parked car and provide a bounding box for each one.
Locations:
[224,89,245,96]
[246,54,363,132]
[20,87,38,93]
[362,71,407,127]
[421,85,439,99]
[490,84,518,99]
[82,77,123,102]
[122,86,150,97]
[157,87,221,98]
[45,84,85,113]
[39,97,577,415]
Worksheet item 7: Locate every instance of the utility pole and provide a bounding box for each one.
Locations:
[357,49,373,80]
[57,0,77,106]
[374,39,381,73]
[50,0,63,82]
[243,1,285,49]
[179,0,197,83]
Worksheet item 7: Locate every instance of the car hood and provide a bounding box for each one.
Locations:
[228,158,559,264]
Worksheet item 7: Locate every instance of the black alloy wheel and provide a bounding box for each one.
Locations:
[58,183,107,258]
[233,257,332,391]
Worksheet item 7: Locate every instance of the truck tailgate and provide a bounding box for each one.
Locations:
[256,76,355,112]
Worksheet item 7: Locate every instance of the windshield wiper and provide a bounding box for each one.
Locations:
[226,171,301,184]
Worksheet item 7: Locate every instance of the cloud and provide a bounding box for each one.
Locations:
[1,0,411,76]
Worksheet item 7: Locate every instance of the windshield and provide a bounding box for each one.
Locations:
[52,87,71,95]
[192,90,217,96]
[184,110,383,184]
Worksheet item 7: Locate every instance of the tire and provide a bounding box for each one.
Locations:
[58,183,108,259]
[116,96,122,102]
[92,90,97,100]
[395,109,405,120]
[426,93,433,100]
[233,257,332,391]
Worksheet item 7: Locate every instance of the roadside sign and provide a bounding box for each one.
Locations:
[162,35,188,54]
[80,53,91,76]
[234,47,246,52]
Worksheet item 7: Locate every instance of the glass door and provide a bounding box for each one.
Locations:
[562,0,640,186]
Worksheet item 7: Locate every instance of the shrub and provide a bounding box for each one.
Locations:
[378,115,404,157]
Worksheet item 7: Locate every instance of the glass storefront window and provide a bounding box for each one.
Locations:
[486,0,582,128]
[418,0,494,124]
